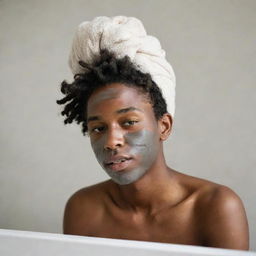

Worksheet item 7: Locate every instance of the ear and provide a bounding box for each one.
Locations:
[158,113,173,141]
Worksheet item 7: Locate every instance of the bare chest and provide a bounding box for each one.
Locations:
[89,202,202,245]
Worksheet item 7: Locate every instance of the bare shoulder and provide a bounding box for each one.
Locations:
[195,180,247,222]
[175,171,245,208]
[63,180,111,236]
[189,176,249,250]
[176,171,249,249]
[197,181,244,209]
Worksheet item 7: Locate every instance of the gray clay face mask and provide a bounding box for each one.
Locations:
[91,129,159,185]
[89,87,120,107]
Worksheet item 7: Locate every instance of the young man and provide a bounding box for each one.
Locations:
[57,16,249,250]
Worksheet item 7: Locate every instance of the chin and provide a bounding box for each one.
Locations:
[108,168,148,186]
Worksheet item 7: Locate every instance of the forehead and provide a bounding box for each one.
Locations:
[87,83,151,115]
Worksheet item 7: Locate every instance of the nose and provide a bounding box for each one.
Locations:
[104,127,125,151]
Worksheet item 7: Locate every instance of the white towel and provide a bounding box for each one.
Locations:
[68,16,176,118]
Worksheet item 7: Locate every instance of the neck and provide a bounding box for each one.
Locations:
[112,154,182,216]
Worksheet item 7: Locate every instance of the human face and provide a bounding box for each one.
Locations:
[87,83,160,185]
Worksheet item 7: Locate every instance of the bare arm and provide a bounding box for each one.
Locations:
[63,188,103,236]
[63,192,84,235]
[201,186,249,250]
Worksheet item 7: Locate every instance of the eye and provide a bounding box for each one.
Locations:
[123,120,138,126]
[90,126,105,134]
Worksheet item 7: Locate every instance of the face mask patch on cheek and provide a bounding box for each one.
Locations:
[90,135,107,169]
[90,129,159,185]
[125,130,159,177]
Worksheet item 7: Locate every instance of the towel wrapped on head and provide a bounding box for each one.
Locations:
[69,16,176,118]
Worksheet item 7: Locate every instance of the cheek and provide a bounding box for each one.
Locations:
[90,129,159,163]
[90,136,106,162]
[125,130,159,159]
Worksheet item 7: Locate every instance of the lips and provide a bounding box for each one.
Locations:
[104,155,133,171]
[105,156,131,165]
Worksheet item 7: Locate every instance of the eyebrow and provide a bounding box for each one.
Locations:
[87,107,143,123]
[116,106,143,114]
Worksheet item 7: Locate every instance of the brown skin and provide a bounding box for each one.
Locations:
[63,83,249,250]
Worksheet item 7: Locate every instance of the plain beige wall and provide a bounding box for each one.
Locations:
[0,0,255,251]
